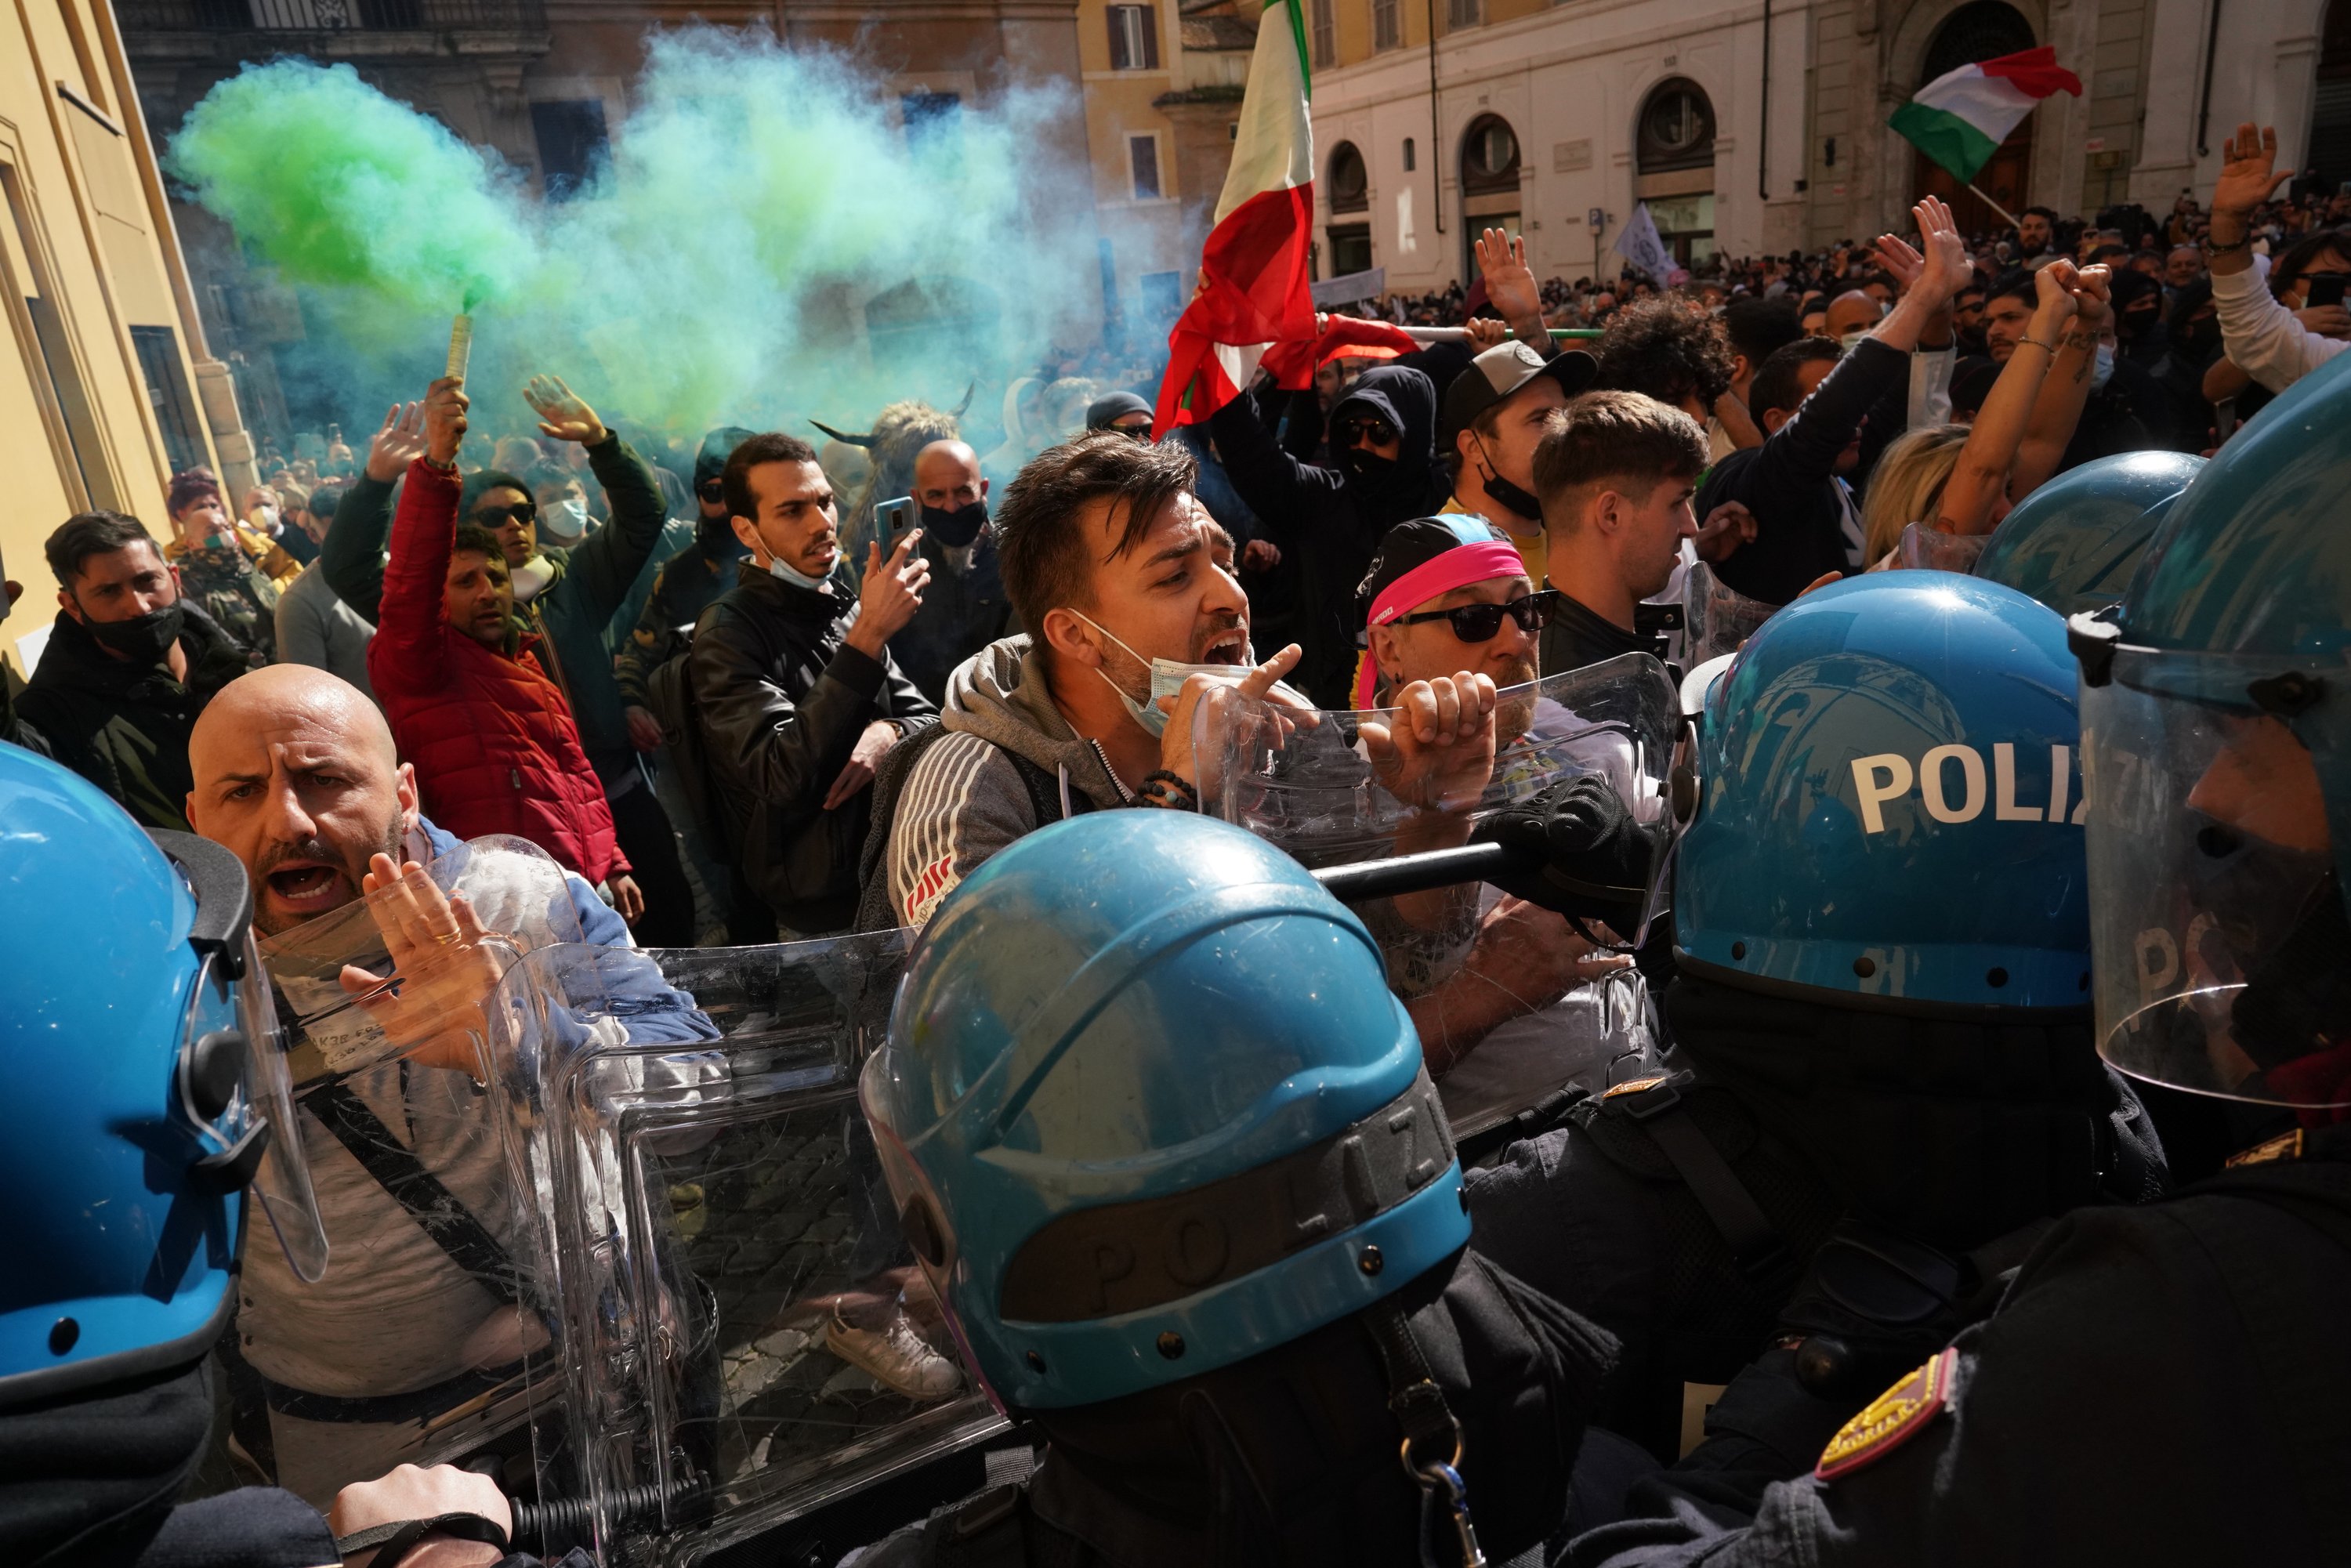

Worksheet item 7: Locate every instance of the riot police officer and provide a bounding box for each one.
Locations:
[1464,572,2168,1464]
[851,808,1615,1566]
[1559,345,2351,1568]
[1971,448,2202,617]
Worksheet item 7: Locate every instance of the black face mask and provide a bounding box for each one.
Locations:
[88,603,184,665]
[1339,447,1397,482]
[921,500,988,549]
[1472,436,1543,525]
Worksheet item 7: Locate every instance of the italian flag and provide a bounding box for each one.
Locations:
[1890,46,2081,185]
[1149,0,1316,437]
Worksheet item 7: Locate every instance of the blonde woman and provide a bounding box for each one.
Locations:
[1861,260,2112,567]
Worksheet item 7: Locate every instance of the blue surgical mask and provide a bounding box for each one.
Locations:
[2091,342,2116,390]
[766,555,831,592]
[1072,612,1252,739]
[545,498,589,539]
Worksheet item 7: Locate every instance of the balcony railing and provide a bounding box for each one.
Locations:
[118,0,543,32]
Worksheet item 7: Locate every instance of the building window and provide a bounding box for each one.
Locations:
[1373,0,1400,50]
[1108,5,1161,71]
[1328,141,1369,212]
[1310,0,1335,68]
[2,158,108,509]
[901,90,962,151]
[129,326,206,477]
[1460,114,1520,194]
[1445,0,1480,30]
[1636,78,1716,173]
[1139,270,1185,321]
[530,100,609,200]
[1403,136,1416,172]
[1129,134,1163,200]
[1328,223,1374,275]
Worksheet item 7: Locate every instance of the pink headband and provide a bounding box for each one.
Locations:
[1354,540,1528,708]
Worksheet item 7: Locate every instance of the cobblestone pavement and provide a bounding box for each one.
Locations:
[661,1104,957,1497]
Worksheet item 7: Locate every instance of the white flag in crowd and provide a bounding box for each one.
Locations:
[1613,202,1675,281]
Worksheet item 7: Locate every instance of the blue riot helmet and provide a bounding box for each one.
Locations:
[861,809,1468,1413]
[1974,450,2204,617]
[2070,353,2351,1111]
[1675,574,2090,1009]
[0,745,326,1407]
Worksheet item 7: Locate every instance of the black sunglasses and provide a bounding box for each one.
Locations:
[1393,589,1558,643]
[697,479,726,502]
[1336,418,1398,447]
[472,501,537,527]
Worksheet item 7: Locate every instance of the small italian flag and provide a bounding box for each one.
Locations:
[1890,46,2082,185]
[1150,0,1317,436]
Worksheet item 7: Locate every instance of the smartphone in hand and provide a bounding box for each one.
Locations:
[878,496,916,554]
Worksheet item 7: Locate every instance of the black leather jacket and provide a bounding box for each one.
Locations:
[687,562,936,932]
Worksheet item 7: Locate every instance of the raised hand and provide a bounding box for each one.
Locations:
[335,854,508,1077]
[1870,233,1925,293]
[523,373,609,446]
[847,528,929,652]
[1359,672,1500,813]
[2212,122,2291,218]
[2031,259,2086,331]
[1159,642,1318,804]
[422,377,468,466]
[1911,195,1969,302]
[1474,227,1545,332]
[1464,316,1511,352]
[2065,263,2114,335]
[367,400,429,482]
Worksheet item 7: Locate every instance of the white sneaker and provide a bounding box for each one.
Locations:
[825,1309,961,1400]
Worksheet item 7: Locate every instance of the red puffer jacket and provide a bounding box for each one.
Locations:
[367,458,626,885]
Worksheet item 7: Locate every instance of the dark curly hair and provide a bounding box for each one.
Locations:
[1591,296,1735,413]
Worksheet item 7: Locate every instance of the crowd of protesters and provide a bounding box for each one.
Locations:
[5,118,2340,958]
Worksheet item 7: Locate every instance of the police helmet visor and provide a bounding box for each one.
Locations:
[1897,522,1990,574]
[2083,647,2351,1108]
[179,929,331,1282]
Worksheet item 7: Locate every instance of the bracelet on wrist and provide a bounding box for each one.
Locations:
[1138,769,1200,810]
[2018,337,2058,353]
[2204,233,2251,257]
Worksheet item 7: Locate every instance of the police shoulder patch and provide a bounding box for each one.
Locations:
[2226,1129,2305,1168]
[1813,1347,1957,1483]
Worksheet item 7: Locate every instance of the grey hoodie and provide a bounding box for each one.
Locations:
[885,634,1134,923]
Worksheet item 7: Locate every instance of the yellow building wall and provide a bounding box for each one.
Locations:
[2,0,218,680]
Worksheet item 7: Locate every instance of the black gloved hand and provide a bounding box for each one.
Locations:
[1469,773,1657,935]
[1777,1217,2049,1408]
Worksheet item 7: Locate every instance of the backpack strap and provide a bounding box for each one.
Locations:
[305,1073,521,1308]
[1596,1074,1792,1285]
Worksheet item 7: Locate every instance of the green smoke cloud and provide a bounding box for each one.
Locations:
[165,33,1110,441]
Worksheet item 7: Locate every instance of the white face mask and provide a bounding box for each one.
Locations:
[249,505,280,531]
[1071,611,1251,740]
[2091,342,2116,391]
[545,498,589,538]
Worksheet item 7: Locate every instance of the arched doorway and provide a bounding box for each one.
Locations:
[2310,0,2351,191]
[1911,2,2038,234]
[1327,141,1374,277]
[1636,78,1718,266]
[1459,114,1520,284]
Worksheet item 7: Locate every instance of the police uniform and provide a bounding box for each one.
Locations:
[1465,976,2164,1461]
[1560,1132,2351,1566]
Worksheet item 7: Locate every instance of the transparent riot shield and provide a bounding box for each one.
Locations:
[1683,559,1783,664]
[237,836,585,1508]
[488,933,1006,1566]
[1895,522,1991,574]
[1195,657,1680,1139]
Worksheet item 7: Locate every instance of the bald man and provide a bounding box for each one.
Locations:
[186,662,629,942]
[891,438,1014,704]
[1824,288,1883,342]
[183,663,712,1506]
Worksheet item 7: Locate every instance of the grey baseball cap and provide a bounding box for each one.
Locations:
[1439,340,1599,448]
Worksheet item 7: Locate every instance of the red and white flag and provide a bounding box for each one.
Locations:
[1149,0,1316,436]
